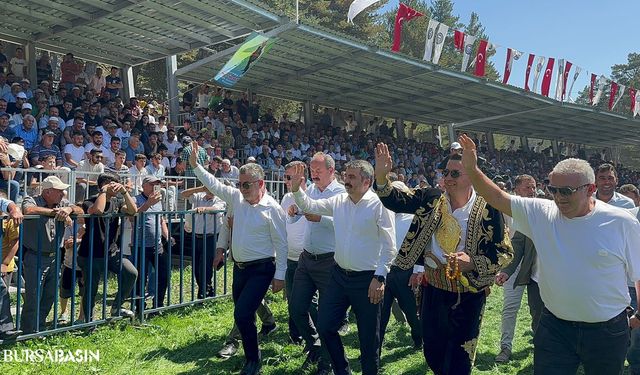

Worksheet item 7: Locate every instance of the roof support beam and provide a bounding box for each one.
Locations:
[121,9,213,45]
[144,1,240,39]
[180,0,262,30]
[99,19,190,50]
[8,6,72,29]
[28,0,93,19]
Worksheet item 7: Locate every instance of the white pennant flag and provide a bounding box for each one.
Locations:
[347,0,380,23]
[423,19,440,62]
[532,56,546,93]
[461,34,477,71]
[593,75,607,106]
[566,66,582,102]
[431,23,449,64]
[555,59,565,101]
[612,84,626,110]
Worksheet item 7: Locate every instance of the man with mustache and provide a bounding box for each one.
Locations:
[289,159,396,375]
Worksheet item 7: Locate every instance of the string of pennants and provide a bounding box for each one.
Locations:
[347,0,640,117]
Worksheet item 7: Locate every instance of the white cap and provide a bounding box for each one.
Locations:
[41,176,70,190]
[450,142,462,150]
[22,103,32,110]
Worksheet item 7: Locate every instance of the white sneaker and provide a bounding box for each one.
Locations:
[111,307,135,318]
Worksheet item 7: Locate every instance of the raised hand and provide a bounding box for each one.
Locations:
[290,164,306,192]
[458,134,478,173]
[374,143,393,185]
[189,141,200,168]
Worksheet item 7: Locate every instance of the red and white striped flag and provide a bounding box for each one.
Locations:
[540,58,555,97]
[502,48,522,85]
[612,84,625,110]
[608,82,619,110]
[561,61,573,101]
[590,73,596,105]
[524,54,535,91]
[474,39,489,77]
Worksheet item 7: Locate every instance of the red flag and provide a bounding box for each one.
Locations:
[392,3,424,52]
[525,54,535,91]
[540,58,555,96]
[474,39,488,77]
[590,73,596,104]
[630,88,637,115]
[608,82,619,110]
[561,61,572,100]
[454,30,465,51]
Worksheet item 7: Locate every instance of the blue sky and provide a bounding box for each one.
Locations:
[379,0,640,100]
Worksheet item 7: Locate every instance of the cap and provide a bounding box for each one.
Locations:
[247,156,256,162]
[11,83,20,87]
[41,176,70,190]
[106,122,117,128]
[450,142,462,150]
[72,86,80,90]
[142,175,161,185]
[22,103,32,110]
[43,130,56,136]
[16,92,27,99]
[0,113,9,119]
[21,78,30,84]
[181,136,192,146]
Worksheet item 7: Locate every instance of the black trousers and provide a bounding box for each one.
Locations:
[421,284,486,375]
[0,272,15,333]
[135,246,169,310]
[193,234,216,298]
[380,266,422,351]
[232,260,275,362]
[317,265,380,375]
[533,308,629,375]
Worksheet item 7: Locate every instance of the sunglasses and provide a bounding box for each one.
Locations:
[236,180,259,189]
[284,175,294,180]
[442,169,463,178]
[546,184,590,196]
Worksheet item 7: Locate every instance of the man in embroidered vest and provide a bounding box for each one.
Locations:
[374,143,513,375]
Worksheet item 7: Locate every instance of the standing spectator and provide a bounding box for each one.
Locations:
[180,185,226,298]
[105,67,123,98]
[59,53,79,91]
[9,47,26,80]
[88,67,106,95]
[21,176,83,333]
[35,53,53,85]
[0,44,7,74]
[76,149,104,202]
[79,173,138,321]
[180,137,207,179]
[189,141,287,375]
[289,160,396,375]
[130,154,149,196]
[593,163,634,208]
[458,134,640,375]
[0,193,23,339]
[134,176,172,310]
[494,175,544,363]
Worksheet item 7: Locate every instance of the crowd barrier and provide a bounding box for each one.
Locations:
[0,210,229,343]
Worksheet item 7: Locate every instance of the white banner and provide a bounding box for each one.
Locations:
[347,0,380,23]
[432,23,449,64]
[423,19,440,62]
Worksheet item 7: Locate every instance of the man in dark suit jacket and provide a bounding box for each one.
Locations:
[495,174,544,363]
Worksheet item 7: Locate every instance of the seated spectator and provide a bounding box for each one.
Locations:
[29,131,62,167]
[102,137,121,167]
[124,135,144,167]
[130,154,149,195]
[0,113,15,141]
[84,131,108,159]
[14,114,38,150]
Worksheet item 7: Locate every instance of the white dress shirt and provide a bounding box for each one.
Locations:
[194,165,288,280]
[189,193,226,235]
[301,179,346,255]
[293,189,396,277]
[281,193,307,261]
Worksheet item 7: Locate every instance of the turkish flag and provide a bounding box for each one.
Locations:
[561,61,572,100]
[525,54,535,91]
[392,3,424,52]
[590,73,596,104]
[503,48,521,85]
[608,82,619,110]
[474,39,488,77]
[540,58,555,96]
[631,88,637,115]
[454,30,465,51]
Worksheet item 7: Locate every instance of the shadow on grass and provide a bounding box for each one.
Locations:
[475,346,534,373]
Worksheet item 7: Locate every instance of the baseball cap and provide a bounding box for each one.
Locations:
[43,130,56,137]
[41,176,70,190]
[450,142,462,150]
[22,103,32,110]
[181,136,193,146]
[16,92,27,99]
[48,116,59,123]
[247,156,256,163]
[21,78,30,84]
[142,175,161,185]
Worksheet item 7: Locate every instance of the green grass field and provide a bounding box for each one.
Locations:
[0,281,543,374]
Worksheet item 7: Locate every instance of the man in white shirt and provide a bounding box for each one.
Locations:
[280,161,312,346]
[220,158,239,181]
[75,149,105,202]
[189,141,287,375]
[180,185,226,299]
[129,154,149,196]
[458,134,640,375]
[63,131,86,169]
[290,159,396,375]
[593,163,634,209]
[287,153,346,373]
[84,131,108,159]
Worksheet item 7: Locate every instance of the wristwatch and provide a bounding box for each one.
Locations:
[374,275,385,284]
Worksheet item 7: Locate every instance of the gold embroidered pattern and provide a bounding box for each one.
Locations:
[375,178,394,197]
[461,338,479,364]
[394,198,441,270]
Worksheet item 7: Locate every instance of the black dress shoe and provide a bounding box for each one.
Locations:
[240,360,262,375]
[0,329,22,340]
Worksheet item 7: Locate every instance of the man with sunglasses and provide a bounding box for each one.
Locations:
[458,134,640,375]
[189,141,287,375]
[374,143,512,375]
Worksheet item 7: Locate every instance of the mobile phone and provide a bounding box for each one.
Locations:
[153,185,161,194]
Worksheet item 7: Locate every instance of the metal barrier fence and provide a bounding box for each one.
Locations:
[0,167,288,207]
[0,210,229,343]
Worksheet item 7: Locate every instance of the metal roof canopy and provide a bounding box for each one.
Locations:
[0,0,284,67]
[178,23,640,146]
